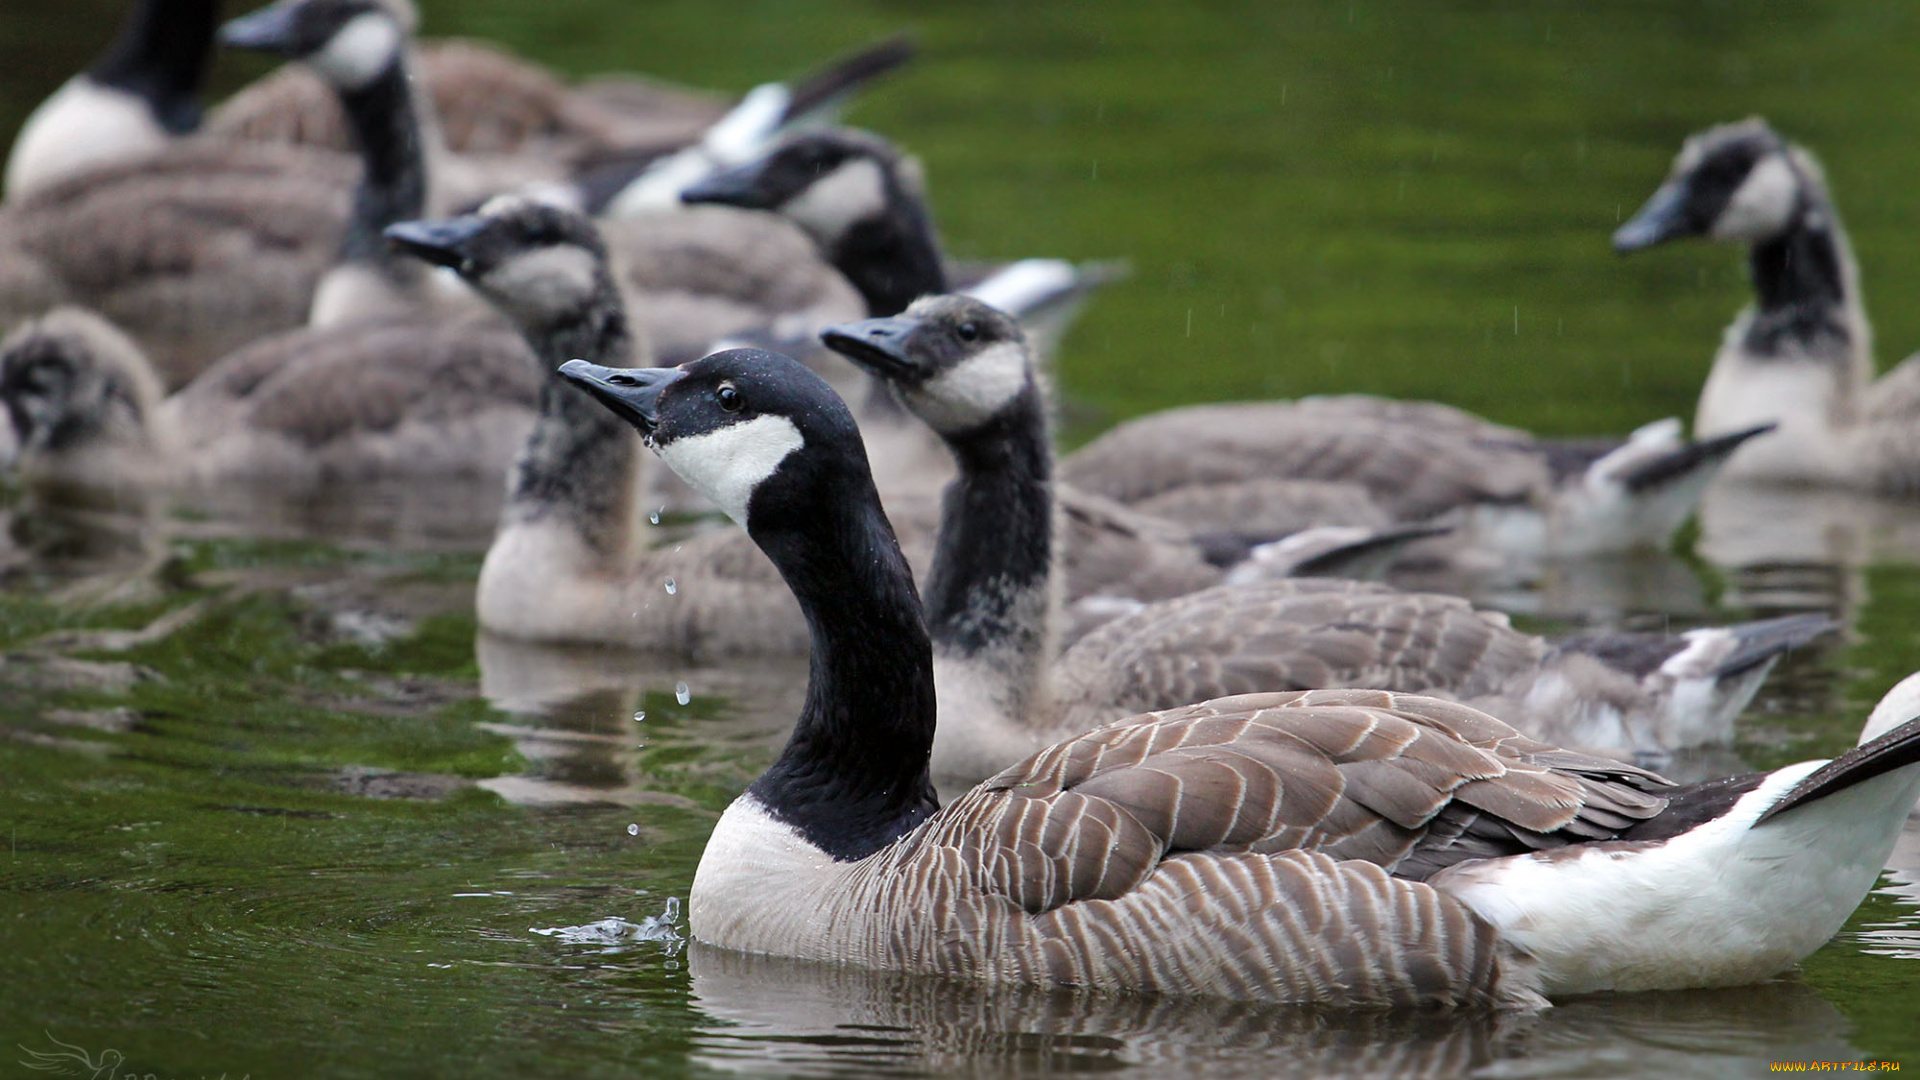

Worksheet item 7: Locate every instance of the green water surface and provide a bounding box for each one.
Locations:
[3,2,1919,1077]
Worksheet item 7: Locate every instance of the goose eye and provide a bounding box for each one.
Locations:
[717,385,743,413]
[956,322,980,343]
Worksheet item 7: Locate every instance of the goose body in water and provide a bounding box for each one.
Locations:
[558,345,1920,1006]
[820,295,1829,778]
[1615,117,1920,492]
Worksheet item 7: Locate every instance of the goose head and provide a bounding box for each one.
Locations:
[560,349,869,533]
[218,0,413,91]
[1614,118,1811,252]
[385,196,614,330]
[681,129,912,252]
[820,295,1034,437]
[0,308,165,470]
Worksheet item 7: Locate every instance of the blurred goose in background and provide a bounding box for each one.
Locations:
[1615,117,1920,493]
[384,197,886,655]
[3,0,221,200]
[820,296,1831,779]
[686,129,1767,558]
[559,345,1920,1007]
[0,305,535,489]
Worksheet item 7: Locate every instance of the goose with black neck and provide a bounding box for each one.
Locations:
[821,295,1832,780]
[558,345,1920,1007]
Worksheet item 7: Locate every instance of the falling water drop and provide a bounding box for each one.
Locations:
[664,577,678,596]
[648,506,663,525]
[626,823,640,837]
[632,710,646,723]
[675,682,691,706]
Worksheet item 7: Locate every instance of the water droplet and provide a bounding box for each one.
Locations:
[626,823,640,837]
[648,507,663,525]
[674,681,691,706]
[663,577,677,596]
[632,710,646,723]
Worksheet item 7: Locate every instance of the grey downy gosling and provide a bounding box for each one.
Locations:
[1614,117,1920,491]
[682,128,1770,559]
[3,0,221,200]
[558,345,1920,1007]
[822,295,1832,779]
[0,304,535,489]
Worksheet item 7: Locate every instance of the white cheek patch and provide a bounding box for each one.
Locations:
[479,246,599,324]
[655,414,805,527]
[310,12,402,90]
[1710,154,1799,241]
[904,341,1031,434]
[781,158,888,246]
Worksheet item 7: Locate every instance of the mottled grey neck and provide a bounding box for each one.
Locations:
[921,384,1055,712]
[1742,190,1852,359]
[504,290,642,557]
[334,57,428,284]
[748,471,939,861]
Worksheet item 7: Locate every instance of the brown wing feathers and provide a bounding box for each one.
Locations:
[960,690,1671,917]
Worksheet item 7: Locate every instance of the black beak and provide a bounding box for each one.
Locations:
[558,360,684,432]
[218,2,300,55]
[680,160,777,209]
[384,217,487,272]
[820,316,920,380]
[1612,179,1694,252]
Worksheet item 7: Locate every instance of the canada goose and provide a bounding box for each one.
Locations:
[210,27,915,213]
[3,0,221,200]
[0,304,537,489]
[683,130,1768,556]
[821,296,1829,778]
[560,346,1920,1006]
[1614,118,1920,491]
[0,138,353,388]
[383,197,872,655]
[217,0,446,327]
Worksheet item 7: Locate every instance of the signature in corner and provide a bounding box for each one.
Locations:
[16,1031,249,1080]
[17,1032,126,1079]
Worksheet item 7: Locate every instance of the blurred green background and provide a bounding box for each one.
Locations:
[8,1,1920,441]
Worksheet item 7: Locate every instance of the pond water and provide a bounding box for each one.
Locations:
[3,1,1919,1077]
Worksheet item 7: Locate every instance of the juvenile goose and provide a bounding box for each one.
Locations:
[822,296,1830,778]
[383,197,864,655]
[560,346,1920,1007]
[1614,118,1920,491]
[3,0,221,200]
[683,130,1767,555]
[0,304,536,488]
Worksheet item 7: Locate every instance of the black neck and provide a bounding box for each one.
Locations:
[89,0,217,134]
[335,59,428,273]
[920,386,1054,659]
[745,464,939,861]
[506,291,641,555]
[1742,199,1852,357]
[831,195,950,318]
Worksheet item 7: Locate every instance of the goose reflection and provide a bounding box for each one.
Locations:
[684,945,1859,1080]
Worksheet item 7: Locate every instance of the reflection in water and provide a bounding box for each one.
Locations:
[175,474,510,551]
[1697,480,1920,614]
[475,631,804,806]
[685,946,1859,1080]
[1858,821,1920,961]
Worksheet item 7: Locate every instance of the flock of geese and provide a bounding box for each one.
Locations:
[3,0,1919,1011]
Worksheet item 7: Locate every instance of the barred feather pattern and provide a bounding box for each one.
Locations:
[1045,579,1546,737]
[694,689,1672,1007]
[1060,399,1548,520]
